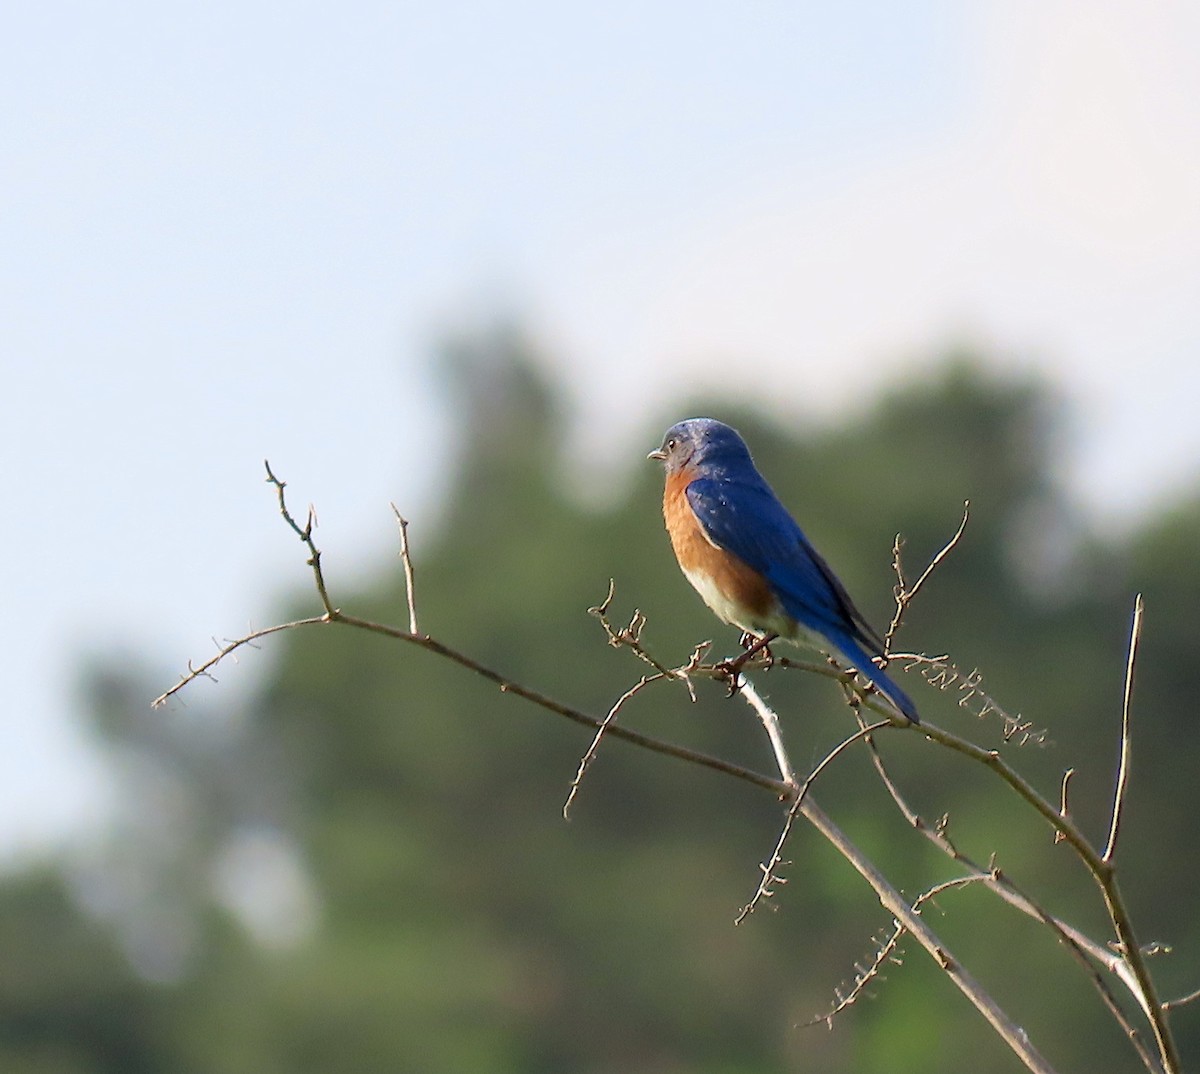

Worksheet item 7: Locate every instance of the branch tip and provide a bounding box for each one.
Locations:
[1103,594,1143,864]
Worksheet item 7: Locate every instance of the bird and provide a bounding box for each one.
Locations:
[648,417,918,723]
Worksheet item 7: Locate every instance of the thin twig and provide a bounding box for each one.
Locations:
[589,580,697,689]
[1163,986,1200,1013]
[804,865,1158,1074]
[390,504,420,635]
[264,460,337,616]
[884,500,969,655]
[161,474,790,797]
[1104,594,1143,863]
[802,923,905,1026]
[857,721,1119,965]
[563,672,664,819]
[562,583,726,814]
[568,603,1166,1055]
[1055,768,1075,845]
[168,604,792,796]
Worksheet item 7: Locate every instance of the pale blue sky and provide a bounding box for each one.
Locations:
[3,2,1198,858]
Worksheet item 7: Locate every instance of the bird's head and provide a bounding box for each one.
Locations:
[648,418,753,476]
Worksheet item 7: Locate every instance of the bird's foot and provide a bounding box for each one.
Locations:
[714,658,745,696]
[739,632,778,669]
[716,633,780,695]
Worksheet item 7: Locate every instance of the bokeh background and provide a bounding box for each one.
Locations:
[4,3,1200,1071]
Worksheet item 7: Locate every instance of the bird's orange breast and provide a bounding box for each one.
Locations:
[662,469,777,630]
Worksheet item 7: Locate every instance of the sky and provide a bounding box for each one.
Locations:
[3,1,1199,861]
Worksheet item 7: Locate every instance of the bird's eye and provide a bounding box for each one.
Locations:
[666,437,678,451]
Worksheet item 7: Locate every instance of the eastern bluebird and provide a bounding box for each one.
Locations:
[649,418,918,723]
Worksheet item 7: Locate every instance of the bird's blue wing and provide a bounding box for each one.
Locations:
[685,475,917,723]
[685,477,885,650]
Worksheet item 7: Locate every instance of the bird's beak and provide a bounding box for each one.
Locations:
[647,448,667,461]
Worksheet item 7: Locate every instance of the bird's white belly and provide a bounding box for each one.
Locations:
[681,564,747,628]
[681,564,803,643]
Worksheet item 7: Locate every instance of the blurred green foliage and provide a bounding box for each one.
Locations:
[4,329,1198,1073]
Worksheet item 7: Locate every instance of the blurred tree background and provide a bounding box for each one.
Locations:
[4,328,1197,1073]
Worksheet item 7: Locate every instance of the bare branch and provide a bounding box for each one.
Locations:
[856,718,1137,981]
[736,678,798,787]
[346,609,804,795]
[736,709,891,925]
[1104,594,1143,863]
[858,713,1162,1070]
[162,470,791,799]
[896,698,1180,1071]
[793,796,1059,1074]
[804,865,1159,1074]
[993,865,1162,1074]
[161,467,1188,1074]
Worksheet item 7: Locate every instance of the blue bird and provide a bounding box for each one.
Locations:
[649,418,918,723]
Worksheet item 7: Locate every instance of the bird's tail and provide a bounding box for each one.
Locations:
[829,632,919,724]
